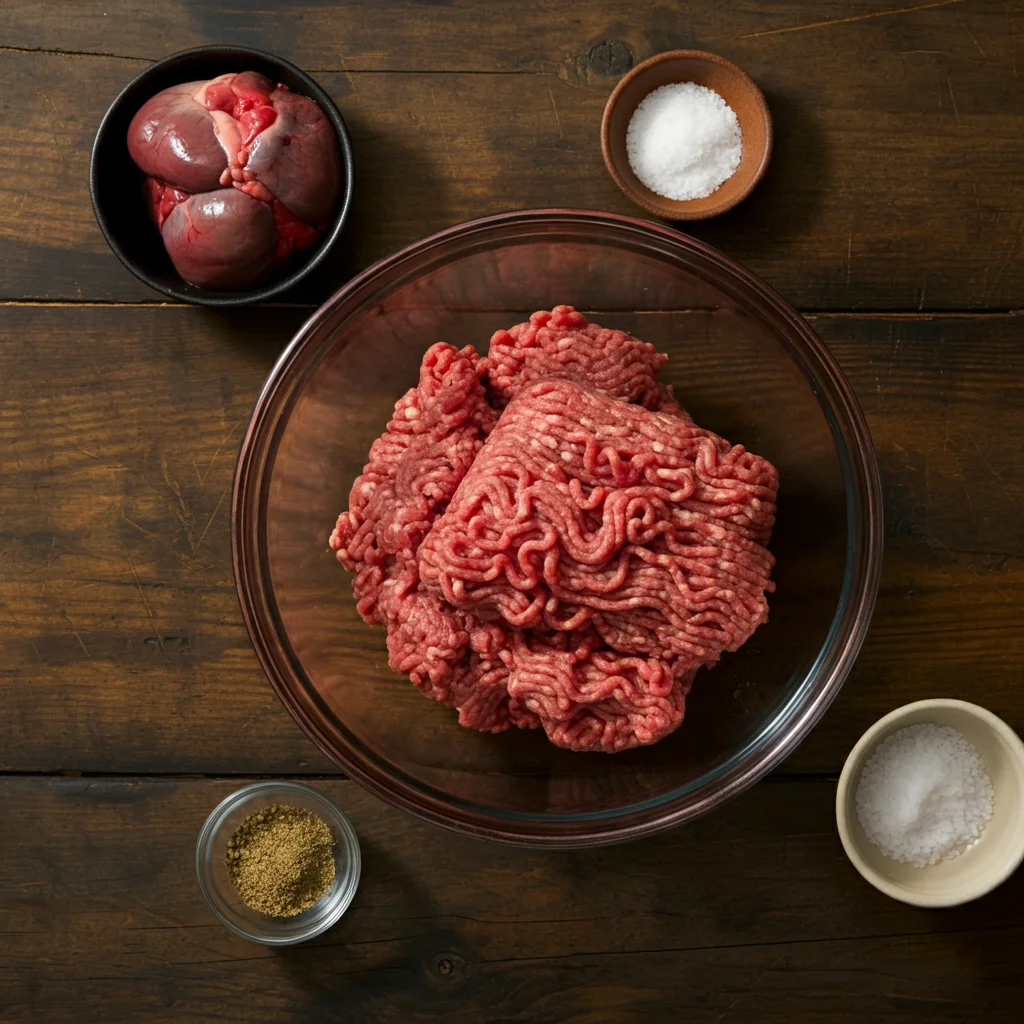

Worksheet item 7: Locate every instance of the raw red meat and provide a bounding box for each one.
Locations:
[330,342,496,624]
[159,189,278,289]
[329,343,498,711]
[127,72,340,288]
[420,378,776,653]
[487,305,677,412]
[330,308,779,753]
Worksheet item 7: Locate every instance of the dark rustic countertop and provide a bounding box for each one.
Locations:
[1,2,1022,1021]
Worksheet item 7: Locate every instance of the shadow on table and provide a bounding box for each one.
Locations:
[689,89,830,271]
[922,855,1024,932]
[300,116,453,303]
[196,306,315,369]
[271,834,453,1016]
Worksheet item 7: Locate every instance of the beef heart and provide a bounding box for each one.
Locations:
[127,71,340,288]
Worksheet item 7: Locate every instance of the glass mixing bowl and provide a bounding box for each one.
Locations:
[232,209,883,847]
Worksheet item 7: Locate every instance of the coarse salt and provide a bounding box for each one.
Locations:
[855,723,993,867]
[626,82,742,201]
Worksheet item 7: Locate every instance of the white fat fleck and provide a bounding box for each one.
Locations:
[404,406,420,420]
[651,441,665,453]
[545,415,560,424]
[541,435,558,449]
[560,451,573,462]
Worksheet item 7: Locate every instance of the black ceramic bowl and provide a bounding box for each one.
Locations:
[90,45,354,306]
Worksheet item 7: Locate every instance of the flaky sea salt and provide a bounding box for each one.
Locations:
[626,82,742,201]
[855,723,993,867]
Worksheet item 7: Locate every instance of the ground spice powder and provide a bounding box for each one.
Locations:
[226,804,335,917]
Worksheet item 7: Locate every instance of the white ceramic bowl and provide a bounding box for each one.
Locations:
[837,699,1024,907]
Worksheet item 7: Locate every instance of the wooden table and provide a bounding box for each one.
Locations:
[2,2,1022,1020]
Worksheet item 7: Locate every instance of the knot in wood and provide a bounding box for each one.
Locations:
[587,40,634,76]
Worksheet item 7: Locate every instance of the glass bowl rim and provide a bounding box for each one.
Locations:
[195,780,362,944]
[231,208,884,848]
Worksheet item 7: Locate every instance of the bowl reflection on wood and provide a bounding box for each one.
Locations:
[232,209,883,847]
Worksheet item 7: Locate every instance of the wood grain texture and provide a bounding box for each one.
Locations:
[1,0,1022,308]
[1,305,1023,773]
[1,0,1014,75]
[2,3,1023,1018]
[1,775,1022,1023]
[0,304,334,773]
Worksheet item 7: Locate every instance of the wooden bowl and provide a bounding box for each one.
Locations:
[601,50,772,221]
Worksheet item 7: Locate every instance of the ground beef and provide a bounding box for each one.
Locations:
[420,378,776,656]
[487,305,679,412]
[329,343,495,703]
[330,307,779,753]
[330,343,495,618]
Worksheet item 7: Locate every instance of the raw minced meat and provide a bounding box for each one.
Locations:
[487,305,676,411]
[330,306,778,753]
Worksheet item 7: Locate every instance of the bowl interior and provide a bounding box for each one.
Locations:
[603,52,771,220]
[236,212,878,844]
[838,702,1024,906]
[91,46,353,306]
[196,781,361,944]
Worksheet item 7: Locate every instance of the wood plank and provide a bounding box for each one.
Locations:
[0,304,334,773]
[1,775,1022,1023]
[1,5,1022,309]
[1,0,1015,77]
[807,311,1024,758]
[2,305,1023,774]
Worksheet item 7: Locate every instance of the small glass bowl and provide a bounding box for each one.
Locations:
[196,781,361,945]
